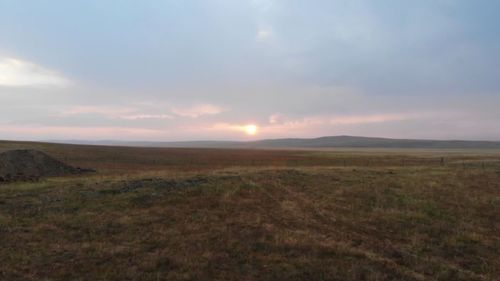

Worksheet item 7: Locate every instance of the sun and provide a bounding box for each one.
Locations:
[244,124,258,135]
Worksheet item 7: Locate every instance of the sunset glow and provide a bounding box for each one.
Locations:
[244,124,258,135]
[0,1,499,141]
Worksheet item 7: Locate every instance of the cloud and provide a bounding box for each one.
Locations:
[0,57,70,88]
[256,28,272,41]
[0,124,164,140]
[252,0,274,12]
[0,1,498,141]
[59,103,225,121]
[60,105,175,120]
[61,106,136,116]
[119,114,173,120]
[268,113,414,127]
[327,114,414,126]
[256,112,423,137]
[205,113,411,135]
[208,123,250,132]
[269,113,284,124]
[171,104,225,118]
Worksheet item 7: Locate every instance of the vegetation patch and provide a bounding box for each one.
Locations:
[0,143,499,280]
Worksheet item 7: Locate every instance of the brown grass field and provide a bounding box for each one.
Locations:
[0,141,499,281]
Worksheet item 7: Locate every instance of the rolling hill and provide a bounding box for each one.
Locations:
[48,136,500,149]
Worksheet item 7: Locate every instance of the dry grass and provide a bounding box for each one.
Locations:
[0,141,499,280]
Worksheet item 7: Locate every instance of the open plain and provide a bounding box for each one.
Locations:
[0,141,499,281]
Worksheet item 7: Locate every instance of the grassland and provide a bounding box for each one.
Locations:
[0,141,499,280]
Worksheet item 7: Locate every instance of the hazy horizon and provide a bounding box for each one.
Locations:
[34,135,500,144]
[1,1,500,141]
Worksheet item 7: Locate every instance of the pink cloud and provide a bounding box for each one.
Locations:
[119,114,173,120]
[60,106,174,120]
[60,106,137,117]
[0,112,435,141]
[0,124,164,140]
[170,104,225,118]
[327,113,414,125]
[269,113,285,124]
[258,113,422,137]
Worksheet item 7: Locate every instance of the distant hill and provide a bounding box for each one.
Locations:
[48,136,500,149]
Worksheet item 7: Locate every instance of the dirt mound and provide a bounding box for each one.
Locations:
[0,149,94,183]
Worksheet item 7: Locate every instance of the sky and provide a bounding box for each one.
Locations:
[0,0,499,141]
